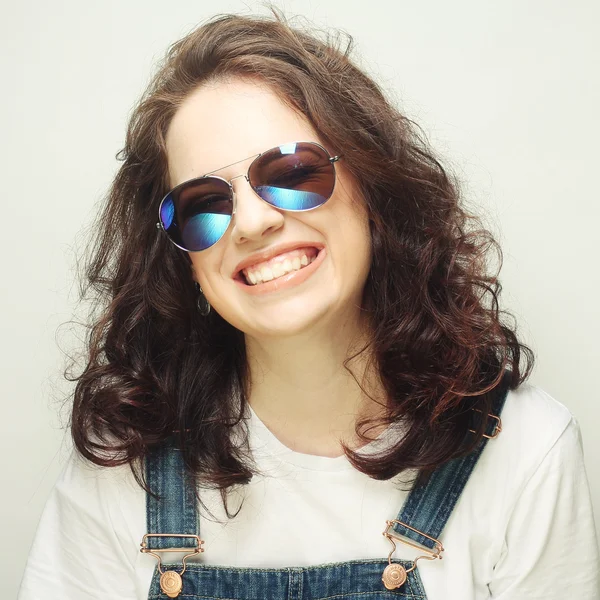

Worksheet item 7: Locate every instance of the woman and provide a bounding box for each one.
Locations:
[18,10,599,600]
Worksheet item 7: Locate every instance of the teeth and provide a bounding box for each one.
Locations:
[272,263,285,278]
[261,266,274,282]
[243,251,318,286]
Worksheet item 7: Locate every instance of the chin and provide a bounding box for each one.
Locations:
[240,300,335,338]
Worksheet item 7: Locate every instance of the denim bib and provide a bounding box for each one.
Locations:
[143,372,510,600]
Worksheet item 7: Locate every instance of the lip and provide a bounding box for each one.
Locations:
[234,247,327,295]
[232,242,325,278]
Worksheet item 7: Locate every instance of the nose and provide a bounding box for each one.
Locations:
[230,177,284,245]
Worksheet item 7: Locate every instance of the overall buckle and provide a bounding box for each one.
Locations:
[140,533,204,598]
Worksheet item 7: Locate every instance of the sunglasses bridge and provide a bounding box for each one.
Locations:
[227,174,259,217]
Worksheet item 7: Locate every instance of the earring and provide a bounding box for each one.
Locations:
[195,283,211,316]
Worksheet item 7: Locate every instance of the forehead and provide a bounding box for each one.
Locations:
[165,79,322,187]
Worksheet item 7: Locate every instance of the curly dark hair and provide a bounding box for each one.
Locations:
[68,9,534,516]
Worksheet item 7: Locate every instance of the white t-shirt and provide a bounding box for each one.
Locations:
[18,383,600,599]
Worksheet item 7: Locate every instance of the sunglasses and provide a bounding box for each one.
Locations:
[157,141,341,252]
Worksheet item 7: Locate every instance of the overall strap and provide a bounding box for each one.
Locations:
[391,370,512,550]
[145,438,199,549]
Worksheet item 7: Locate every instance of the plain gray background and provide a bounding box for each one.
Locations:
[3,1,599,597]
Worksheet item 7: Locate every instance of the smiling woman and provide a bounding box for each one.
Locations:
[18,8,599,600]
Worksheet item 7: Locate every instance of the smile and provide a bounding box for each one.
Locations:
[234,247,326,295]
[242,247,320,285]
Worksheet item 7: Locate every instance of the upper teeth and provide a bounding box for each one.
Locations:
[243,252,316,285]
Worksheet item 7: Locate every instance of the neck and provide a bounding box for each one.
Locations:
[244,311,389,458]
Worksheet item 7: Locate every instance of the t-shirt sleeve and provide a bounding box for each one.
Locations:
[18,449,139,600]
[488,415,600,599]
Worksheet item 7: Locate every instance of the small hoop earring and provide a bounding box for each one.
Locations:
[195,283,211,316]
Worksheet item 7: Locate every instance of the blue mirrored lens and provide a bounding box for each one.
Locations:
[181,212,231,251]
[160,198,175,229]
[254,186,326,210]
[250,143,335,212]
[159,177,233,251]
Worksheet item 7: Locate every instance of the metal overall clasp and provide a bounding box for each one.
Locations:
[469,409,502,439]
[140,533,204,598]
[381,520,444,590]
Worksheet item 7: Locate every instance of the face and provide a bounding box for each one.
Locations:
[164,78,372,338]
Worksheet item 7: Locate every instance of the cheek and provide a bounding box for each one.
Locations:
[349,206,373,275]
[338,194,371,241]
[188,252,219,288]
[355,225,373,277]
[328,206,372,278]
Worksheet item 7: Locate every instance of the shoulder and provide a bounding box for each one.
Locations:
[57,448,145,500]
[449,381,596,572]
[480,383,600,595]
[470,380,582,515]
[52,448,147,549]
[493,381,579,482]
[19,449,149,598]
[499,380,574,446]
[485,380,577,473]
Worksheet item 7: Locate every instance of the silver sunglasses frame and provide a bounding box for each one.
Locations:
[156,141,342,253]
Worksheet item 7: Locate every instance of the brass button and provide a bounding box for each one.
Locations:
[382,563,407,590]
[160,570,183,598]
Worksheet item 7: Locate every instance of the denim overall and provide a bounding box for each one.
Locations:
[142,372,510,600]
